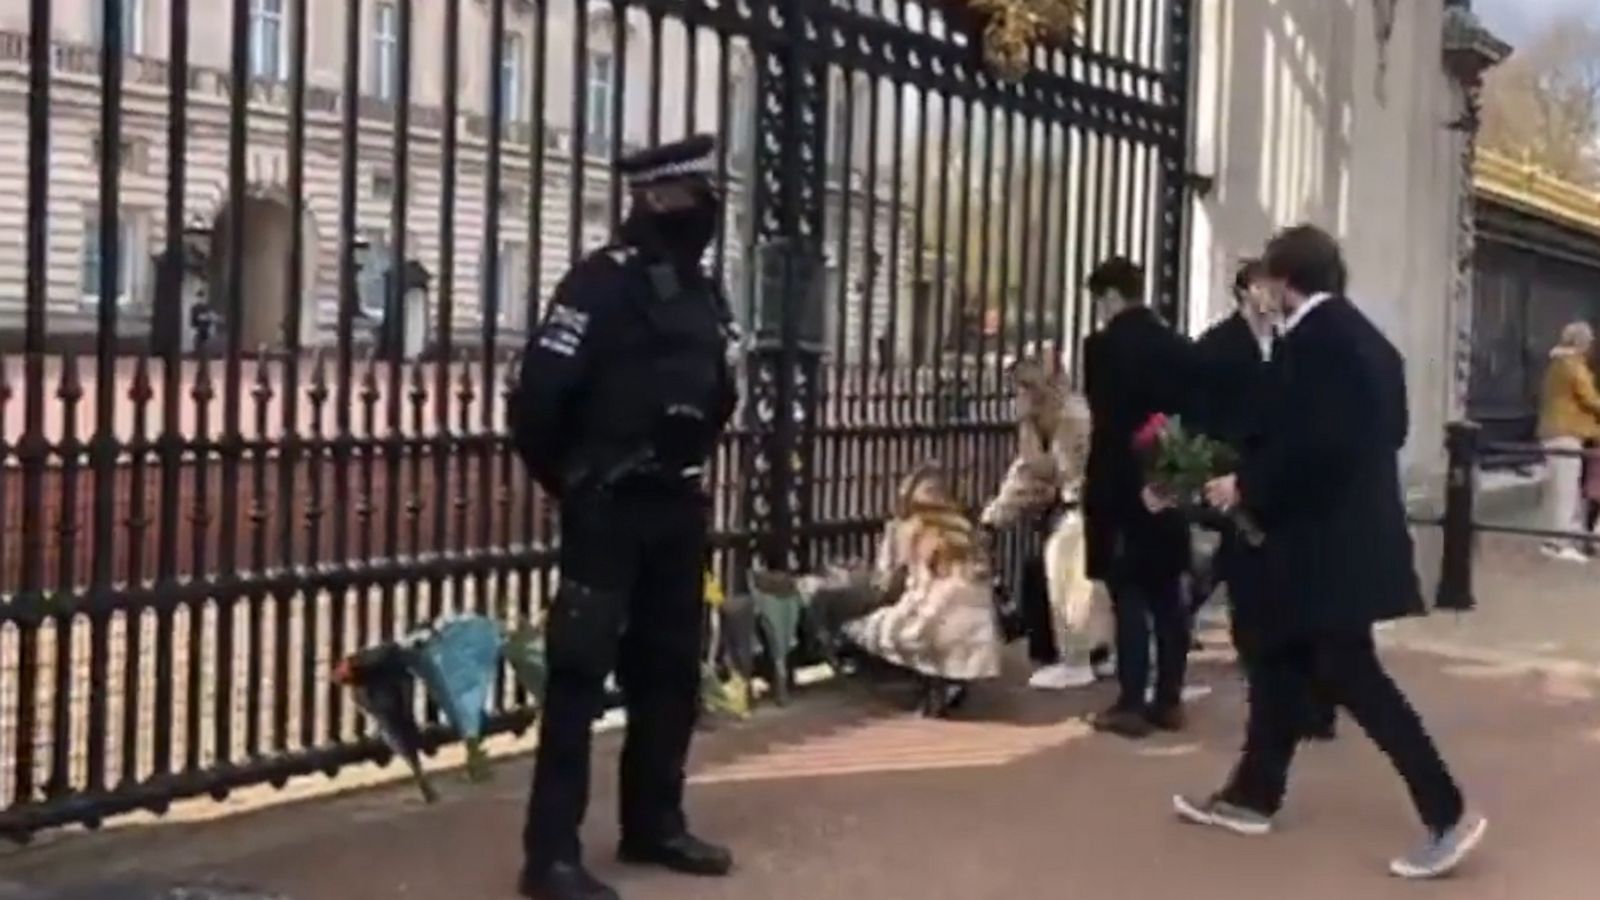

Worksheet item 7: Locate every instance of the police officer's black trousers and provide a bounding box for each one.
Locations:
[523,488,708,871]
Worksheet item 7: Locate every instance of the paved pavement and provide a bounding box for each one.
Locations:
[3,534,1599,900]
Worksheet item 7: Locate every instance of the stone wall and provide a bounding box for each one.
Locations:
[1186,0,1466,488]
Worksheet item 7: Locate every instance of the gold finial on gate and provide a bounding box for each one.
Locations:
[963,0,1086,81]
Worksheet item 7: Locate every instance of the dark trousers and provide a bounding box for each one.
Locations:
[1221,630,1464,832]
[1219,544,1336,737]
[1020,556,1061,666]
[1109,576,1188,711]
[1019,505,1067,666]
[523,489,708,870]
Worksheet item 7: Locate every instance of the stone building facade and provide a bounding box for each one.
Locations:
[0,0,926,362]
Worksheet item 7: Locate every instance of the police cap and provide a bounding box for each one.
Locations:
[616,134,717,191]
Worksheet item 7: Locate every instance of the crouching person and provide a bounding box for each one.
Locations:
[826,463,1003,717]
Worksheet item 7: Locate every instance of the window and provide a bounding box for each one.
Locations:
[81,209,142,308]
[90,0,145,55]
[496,241,529,329]
[827,72,850,178]
[370,169,395,201]
[356,228,393,320]
[584,49,615,153]
[501,34,525,123]
[250,0,287,81]
[371,1,398,101]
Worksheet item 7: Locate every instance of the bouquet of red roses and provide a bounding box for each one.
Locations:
[1132,413,1263,546]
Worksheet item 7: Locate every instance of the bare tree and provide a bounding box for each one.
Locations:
[1480,13,1600,186]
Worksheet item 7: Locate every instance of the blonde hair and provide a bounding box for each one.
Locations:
[888,461,983,577]
[1012,357,1068,455]
[893,461,947,520]
[908,508,982,578]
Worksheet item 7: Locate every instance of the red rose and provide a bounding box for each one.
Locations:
[1132,412,1169,452]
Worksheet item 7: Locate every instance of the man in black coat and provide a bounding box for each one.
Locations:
[1191,259,1335,742]
[1174,225,1486,881]
[1081,257,1194,738]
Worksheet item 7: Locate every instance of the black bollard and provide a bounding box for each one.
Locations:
[1434,420,1480,613]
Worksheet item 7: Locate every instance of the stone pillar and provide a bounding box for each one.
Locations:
[1442,2,1511,423]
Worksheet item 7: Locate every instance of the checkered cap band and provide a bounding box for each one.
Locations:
[624,155,715,189]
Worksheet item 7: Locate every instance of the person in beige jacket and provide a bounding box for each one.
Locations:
[981,358,1114,690]
[1537,321,1600,563]
[841,464,1004,716]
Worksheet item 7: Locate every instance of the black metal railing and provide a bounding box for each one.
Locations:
[1431,420,1600,613]
[0,0,1193,838]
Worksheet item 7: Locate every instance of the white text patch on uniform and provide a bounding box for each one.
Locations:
[537,303,589,357]
[538,330,581,357]
[546,304,590,335]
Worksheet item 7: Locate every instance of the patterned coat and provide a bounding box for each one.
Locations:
[842,512,1004,682]
[980,393,1110,650]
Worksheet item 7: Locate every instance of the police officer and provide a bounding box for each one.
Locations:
[510,135,739,900]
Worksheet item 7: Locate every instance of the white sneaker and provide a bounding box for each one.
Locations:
[1028,663,1097,690]
[1146,682,1214,704]
[1389,813,1488,879]
[1541,544,1589,564]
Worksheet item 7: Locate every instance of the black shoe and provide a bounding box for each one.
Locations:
[618,832,733,877]
[919,679,968,719]
[1146,704,1187,733]
[519,862,620,900]
[1092,705,1154,739]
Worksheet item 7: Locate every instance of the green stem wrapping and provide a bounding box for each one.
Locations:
[464,738,493,783]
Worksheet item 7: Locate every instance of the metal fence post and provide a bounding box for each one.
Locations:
[742,0,827,576]
[1435,420,1480,612]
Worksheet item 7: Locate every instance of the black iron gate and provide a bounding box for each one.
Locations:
[0,0,1193,838]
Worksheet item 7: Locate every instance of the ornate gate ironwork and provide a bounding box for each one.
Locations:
[0,0,1193,838]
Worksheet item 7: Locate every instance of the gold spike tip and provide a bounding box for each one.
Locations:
[961,0,1085,80]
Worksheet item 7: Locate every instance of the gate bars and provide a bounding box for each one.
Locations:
[0,0,1193,838]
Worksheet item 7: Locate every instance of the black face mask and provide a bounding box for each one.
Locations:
[622,184,720,268]
[652,202,719,263]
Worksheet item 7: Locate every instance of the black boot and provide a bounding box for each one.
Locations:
[919,678,968,719]
[619,832,733,877]
[1089,644,1114,680]
[519,862,620,900]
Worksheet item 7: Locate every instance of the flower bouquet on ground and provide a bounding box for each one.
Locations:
[503,620,549,707]
[332,643,437,803]
[701,569,751,721]
[1132,413,1264,547]
[406,614,504,784]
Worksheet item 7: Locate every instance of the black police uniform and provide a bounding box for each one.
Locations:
[510,135,739,899]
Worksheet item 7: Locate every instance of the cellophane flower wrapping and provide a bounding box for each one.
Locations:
[701,569,752,720]
[405,615,503,783]
[333,644,437,803]
[503,621,549,707]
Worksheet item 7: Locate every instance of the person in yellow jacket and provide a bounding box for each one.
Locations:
[1537,321,1600,562]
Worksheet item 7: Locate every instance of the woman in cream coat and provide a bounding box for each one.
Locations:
[981,359,1114,690]
[805,464,1004,716]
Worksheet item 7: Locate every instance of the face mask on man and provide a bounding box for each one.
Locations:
[653,192,719,262]
[624,181,721,268]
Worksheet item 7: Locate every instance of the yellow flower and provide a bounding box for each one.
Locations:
[704,569,725,608]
